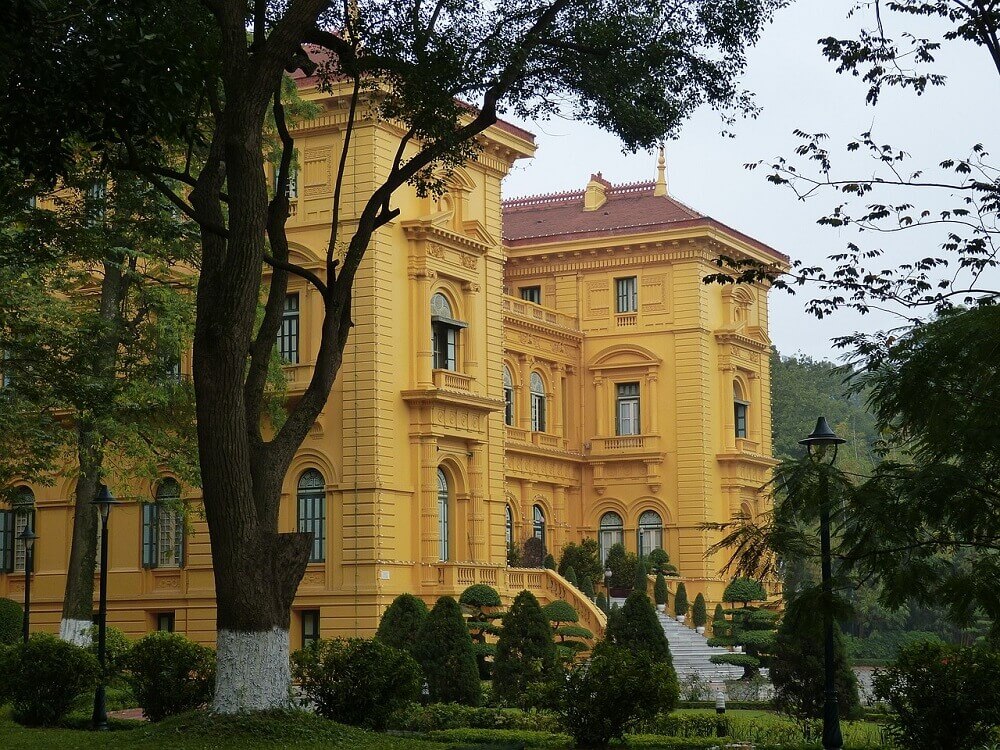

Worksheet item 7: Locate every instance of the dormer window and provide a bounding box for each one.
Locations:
[431,292,467,371]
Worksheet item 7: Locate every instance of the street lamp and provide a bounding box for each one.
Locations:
[91,484,118,731]
[604,568,612,595]
[18,527,37,643]
[799,417,846,750]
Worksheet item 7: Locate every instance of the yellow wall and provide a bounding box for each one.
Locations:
[2,89,781,646]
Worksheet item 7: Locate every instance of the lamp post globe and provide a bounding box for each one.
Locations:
[18,527,37,643]
[90,484,118,731]
[800,417,845,750]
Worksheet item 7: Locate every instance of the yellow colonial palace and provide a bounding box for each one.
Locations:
[0,79,786,648]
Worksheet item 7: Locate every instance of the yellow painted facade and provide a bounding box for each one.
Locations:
[1,86,784,648]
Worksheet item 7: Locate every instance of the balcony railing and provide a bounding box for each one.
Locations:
[589,434,657,452]
[433,369,473,392]
[615,313,638,327]
[501,296,580,331]
[505,426,529,443]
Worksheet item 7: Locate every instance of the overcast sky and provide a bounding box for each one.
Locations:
[501,0,998,361]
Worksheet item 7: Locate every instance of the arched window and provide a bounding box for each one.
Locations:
[502,365,515,426]
[598,512,624,566]
[505,504,514,547]
[530,372,546,432]
[2,486,35,573]
[438,469,450,561]
[297,469,326,563]
[143,479,184,569]
[637,510,664,559]
[431,293,466,371]
[734,381,749,439]
[532,504,546,548]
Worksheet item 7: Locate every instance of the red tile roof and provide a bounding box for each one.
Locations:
[502,180,788,263]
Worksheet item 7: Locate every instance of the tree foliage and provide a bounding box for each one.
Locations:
[413,596,481,706]
[692,594,708,628]
[673,582,689,617]
[493,590,557,707]
[559,538,602,585]
[376,594,428,654]
[605,591,673,668]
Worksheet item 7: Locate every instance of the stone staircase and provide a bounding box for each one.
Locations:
[656,611,744,682]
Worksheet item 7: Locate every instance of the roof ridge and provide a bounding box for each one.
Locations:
[607,179,656,195]
[502,188,585,209]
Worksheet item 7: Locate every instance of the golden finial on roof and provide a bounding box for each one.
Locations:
[654,145,668,197]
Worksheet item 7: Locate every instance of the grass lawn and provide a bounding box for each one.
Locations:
[0,709,443,750]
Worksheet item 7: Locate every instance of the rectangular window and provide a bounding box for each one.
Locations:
[616,382,641,436]
[156,612,176,632]
[735,401,749,439]
[142,504,184,569]
[0,510,13,572]
[278,293,300,364]
[87,180,106,224]
[615,277,638,313]
[432,323,458,370]
[520,286,542,304]
[301,609,321,649]
[297,493,326,563]
[503,385,514,426]
[274,164,298,199]
[13,509,34,572]
[531,392,546,432]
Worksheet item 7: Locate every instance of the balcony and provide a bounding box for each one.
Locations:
[432,369,473,392]
[587,434,661,458]
[615,312,638,327]
[505,426,529,444]
[501,295,580,332]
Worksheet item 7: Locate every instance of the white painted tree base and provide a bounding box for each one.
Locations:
[212,628,291,713]
[59,618,93,646]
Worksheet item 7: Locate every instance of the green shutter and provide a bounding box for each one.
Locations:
[142,504,159,568]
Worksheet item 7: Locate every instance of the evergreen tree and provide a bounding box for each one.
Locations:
[634,557,650,594]
[459,584,503,679]
[564,566,579,588]
[543,553,557,570]
[723,577,768,607]
[581,576,596,601]
[709,606,778,679]
[558,538,603,587]
[413,597,480,706]
[605,592,673,667]
[653,573,668,607]
[605,543,639,591]
[493,590,557,706]
[376,594,428,654]
[772,597,861,720]
[692,594,708,628]
[674,583,689,618]
[596,592,609,615]
[714,603,726,624]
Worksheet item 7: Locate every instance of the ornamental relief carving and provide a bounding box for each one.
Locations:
[432,407,484,434]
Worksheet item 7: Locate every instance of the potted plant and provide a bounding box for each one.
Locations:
[653,572,668,612]
[674,582,689,623]
[692,593,708,634]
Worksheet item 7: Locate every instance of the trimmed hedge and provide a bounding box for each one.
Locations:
[425,728,572,748]
[0,597,23,645]
[125,631,214,722]
[376,593,429,654]
[388,702,562,733]
[10,633,100,726]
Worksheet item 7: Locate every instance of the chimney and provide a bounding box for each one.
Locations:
[584,172,611,211]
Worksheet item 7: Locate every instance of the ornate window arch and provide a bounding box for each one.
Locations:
[505,504,514,547]
[598,511,624,565]
[530,371,547,432]
[438,468,450,561]
[532,504,546,548]
[142,479,184,569]
[431,291,466,371]
[297,469,326,563]
[637,509,664,559]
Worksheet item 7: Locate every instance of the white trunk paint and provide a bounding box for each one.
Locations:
[59,618,94,646]
[212,628,291,713]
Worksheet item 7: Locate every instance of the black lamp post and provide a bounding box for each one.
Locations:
[91,484,118,731]
[799,417,846,750]
[19,527,37,643]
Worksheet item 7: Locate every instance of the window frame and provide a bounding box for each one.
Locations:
[278,293,300,364]
[598,512,624,566]
[615,276,638,313]
[297,469,326,563]
[637,510,664,559]
[156,612,176,632]
[437,469,450,561]
[519,286,542,304]
[734,400,749,439]
[505,504,514,548]
[502,365,515,426]
[301,609,321,649]
[615,382,641,436]
[430,293,467,372]
[532,504,546,548]
[529,372,546,432]
[142,480,185,570]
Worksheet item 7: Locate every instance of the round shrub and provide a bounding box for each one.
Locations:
[692,594,708,627]
[86,624,133,682]
[493,590,557,707]
[413,596,481,706]
[376,593,428,654]
[292,637,420,730]
[646,548,670,574]
[561,643,678,748]
[673,582,689,617]
[542,600,578,627]
[874,640,1000,750]
[10,633,99,726]
[654,572,668,606]
[125,631,215,721]
[558,539,603,587]
[0,597,23,645]
[459,584,502,610]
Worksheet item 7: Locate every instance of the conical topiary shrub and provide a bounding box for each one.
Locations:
[581,576,595,600]
[653,573,668,609]
[674,582,689,619]
[543,553,557,570]
[564,566,579,588]
[413,596,481,705]
[493,590,557,706]
[605,591,673,665]
[375,593,428,654]
[634,558,650,594]
[596,592,609,615]
[692,593,708,628]
[714,603,725,623]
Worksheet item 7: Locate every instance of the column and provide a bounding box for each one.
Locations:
[552,364,565,439]
[468,443,486,562]
[419,438,439,568]
[593,375,606,436]
[518,354,533,431]
[414,270,436,387]
[722,366,736,451]
[645,372,659,435]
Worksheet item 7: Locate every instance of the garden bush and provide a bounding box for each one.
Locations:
[563,565,578,588]
[558,538,602,587]
[375,593,428,654]
[873,639,1000,750]
[771,596,861,721]
[580,575,595,600]
[674,582,689,617]
[596,592,609,614]
[125,631,215,721]
[605,591,674,668]
[9,633,99,726]
[414,596,481,706]
[0,597,23,645]
[387,702,562,733]
[654,572,668,607]
[493,590,557,708]
[692,593,707,627]
[460,584,503,678]
[843,629,943,663]
[0,643,15,704]
[604,542,639,592]
[560,643,677,748]
[723,576,767,605]
[292,637,420,730]
[543,553,557,570]
[645,548,670,574]
[425,728,571,748]
[634,557,650,593]
[713,602,725,623]
[522,537,545,568]
[86,624,133,682]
